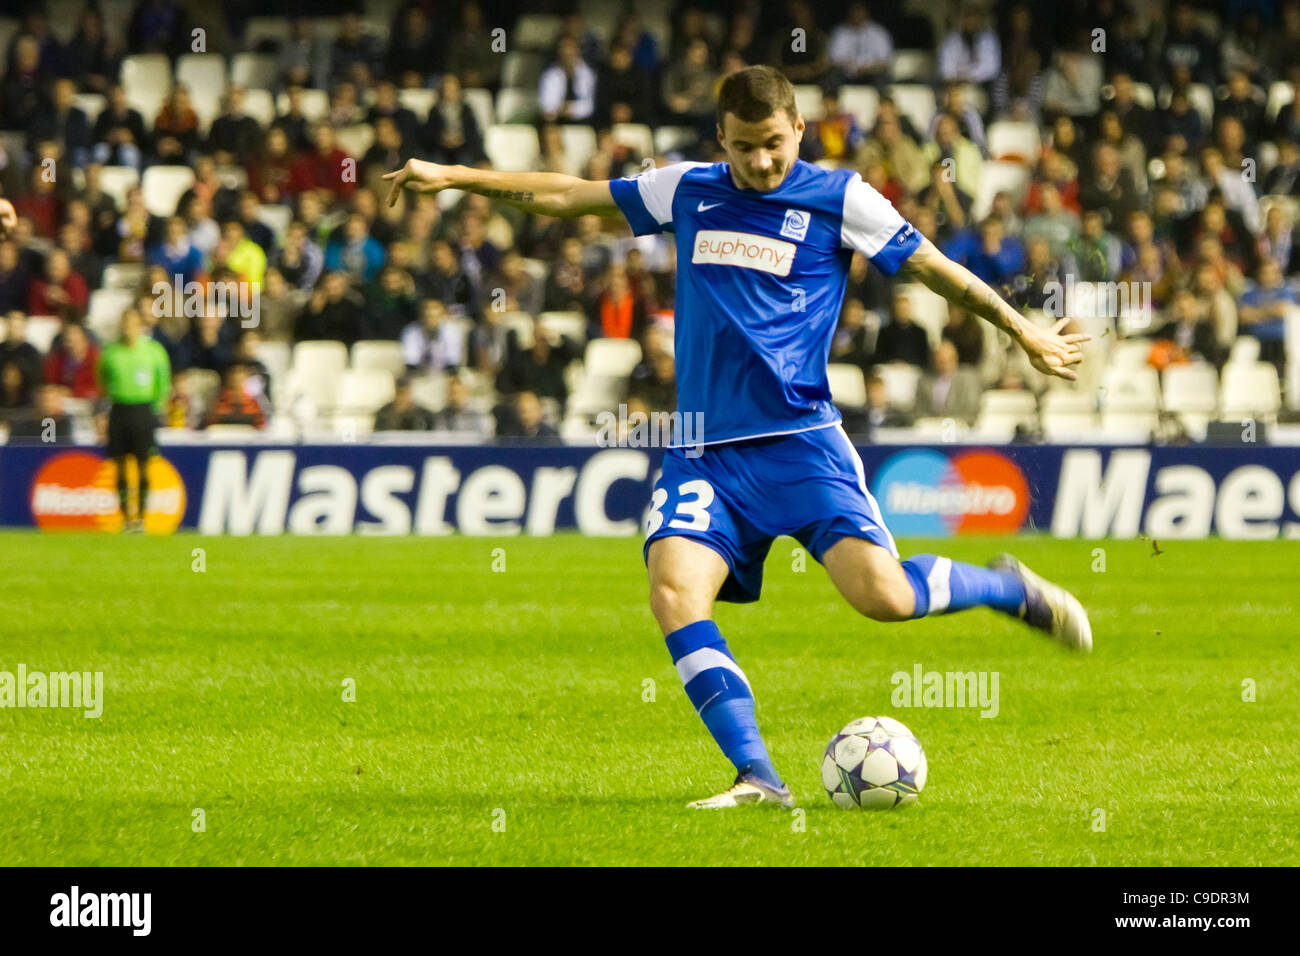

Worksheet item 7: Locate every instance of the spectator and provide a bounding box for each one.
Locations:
[804,90,862,163]
[443,1,501,91]
[425,239,476,316]
[941,304,984,367]
[830,298,876,374]
[1043,44,1103,118]
[495,325,579,412]
[216,220,268,287]
[65,4,120,95]
[662,38,717,136]
[0,312,43,390]
[296,272,364,347]
[863,374,912,429]
[1238,259,1297,369]
[207,86,262,166]
[329,12,383,86]
[828,1,892,89]
[1079,142,1144,230]
[921,112,983,202]
[1,36,45,133]
[1023,182,1081,262]
[386,7,443,88]
[770,0,830,85]
[44,321,100,399]
[628,349,676,412]
[152,85,201,164]
[28,249,89,317]
[271,85,313,153]
[366,82,420,153]
[496,389,559,440]
[324,213,385,285]
[183,310,236,374]
[915,340,982,423]
[402,299,464,373]
[374,375,436,431]
[204,362,266,429]
[488,250,544,315]
[91,84,147,169]
[428,374,489,436]
[423,73,485,167]
[597,43,653,129]
[591,263,646,339]
[5,382,73,441]
[29,77,91,168]
[289,125,357,202]
[874,291,931,368]
[148,217,202,284]
[937,6,1000,86]
[1151,287,1224,367]
[539,36,597,125]
[1158,2,1216,86]
[1068,209,1122,282]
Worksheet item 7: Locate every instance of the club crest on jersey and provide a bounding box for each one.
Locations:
[780,208,809,242]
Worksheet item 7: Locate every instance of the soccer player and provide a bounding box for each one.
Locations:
[97,307,171,532]
[385,66,1092,809]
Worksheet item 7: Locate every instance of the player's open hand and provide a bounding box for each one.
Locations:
[1018,317,1090,382]
[382,159,457,207]
[0,199,17,237]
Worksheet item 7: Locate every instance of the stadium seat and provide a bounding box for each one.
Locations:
[1187,83,1215,127]
[397,88,437,122]
[912,416,971,440]
[186,368,222,412]
[972,161,1030,220]
[514,14,563,50]
[24,315,60,353]
[1227,336,1261,365]
[350,340,405,378]
[986,121,1041,164]
[494,88,539,124]
[499,312,535,350]
[230,52,277,91]
[653,126,697,155]
[1267,80,1295,119]
[120,54,172,128]
[1132,82,1156,109]
[502,51,545,90]
[1109,338,1154,369]
[242,89,275,128]
[558,125,598,175]
[979,389,1038,421]
[336,368,396,414]
[204,423,260,437]
[291,340,350,401]
[891,49,935,82]
[517,258,549,284]
[839,85,879,129]
[97,166,140,212]
[1041,389,1096,415]
[255,204,293,241]
[560,412,599,440]
[1100,408,1159,437]
[1101,365,1161,411]
[333,124,375,159]
[463,88,495,132]
[253,340,291,406]
[73,93,106,124]
[408,372,448,413]
[537,311,587,346]
[827,363,868,408]
[876,363,920,411]
[584,338,642,377]
[484,125,541,171]
[243,16,293,49]
[894,283,948,348]
[611,123,654,158]
[570,372,628,415]
[277,89,328,124]
[140,165,197,218]
[792,85,826,121]
[215,165,249,190]
[1041,410,1101,441]
[101,262,146,290]
[176,54,227,131]
[1220,362,1281,423]
[88,288,133,340]
[1163,362,1218,436]
[888,84,937,133]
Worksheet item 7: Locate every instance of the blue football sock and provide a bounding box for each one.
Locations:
[665,620,782,789]
[900,554,1027,619]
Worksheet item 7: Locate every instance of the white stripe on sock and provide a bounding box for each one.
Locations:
[927,557,953,615]
[675,647,752,692]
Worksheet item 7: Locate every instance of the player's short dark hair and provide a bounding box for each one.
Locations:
[717,66,797,128]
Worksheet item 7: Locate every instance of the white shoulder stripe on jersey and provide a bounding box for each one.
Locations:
[839,173,909,259]
[638,161,711,226]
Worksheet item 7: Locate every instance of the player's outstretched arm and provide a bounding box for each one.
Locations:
[383,159,620,219]
[900,237,1090,381]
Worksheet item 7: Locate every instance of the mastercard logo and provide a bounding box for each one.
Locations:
[30,451,186,533]
[870,449,1029,536]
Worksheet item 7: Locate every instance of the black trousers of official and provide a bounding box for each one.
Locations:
[106,402,157,520]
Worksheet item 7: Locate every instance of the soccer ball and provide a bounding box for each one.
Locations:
[822,716,927,809]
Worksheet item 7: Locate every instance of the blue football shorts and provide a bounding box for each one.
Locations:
[642,423,898,603]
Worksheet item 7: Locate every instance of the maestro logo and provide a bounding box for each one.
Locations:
[30,450,186,533]
[870,449,1029,536]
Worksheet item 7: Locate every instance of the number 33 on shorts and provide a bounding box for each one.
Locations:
[645,479,715,536]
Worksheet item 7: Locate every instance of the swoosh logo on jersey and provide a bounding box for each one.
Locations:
[697,201,725,212]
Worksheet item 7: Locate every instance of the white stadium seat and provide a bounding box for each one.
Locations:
[513,14,564,50]
[290,340,350,406]
[584,337,642,377]
[611,123,654,158]
[276,89,329,124]
[827,363,867,407]
[1267,80,1295,119]
[792,85,826,122]
[350,340,406,378]
[502,51,545,90]
[88,289,133,341]
[839,85,879,128]
[255,204,293,241]
[24,316,60,353]
[891,50,935,82]
[101,262,146,290]
[408,372,448,413]
[140,165,197,218]
[888,84,937,134]
[972,161,1030,221]
[558,125,598,176]
[98,166,140,212]
[1101,365,1161,411]
[987,121,1041,164]
[537,311,587,346]
[120,54,172,128]
[73,93,107,124]
[484,124,541,171]
[1220,361,1281,423]
[494,88,539,124]
[894,283,948,348]
[175,53,227,131]
[876,362,919,411]
[230,52,278,91]
[397,88,437,122]
[242,89,275,128]
[1227,336,1261,365]
[337,368,396,414]
[333,124,375,159]
[498,312,535,351]
[1109,338,1154,369]
[653,126,697,155]
[463,88,495,132]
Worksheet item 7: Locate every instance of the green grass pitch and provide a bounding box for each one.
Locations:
[1,531,1297,866]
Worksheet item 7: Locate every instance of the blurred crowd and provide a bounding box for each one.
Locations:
[0,0,1298,442]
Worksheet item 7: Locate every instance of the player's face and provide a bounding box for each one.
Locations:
[718,110,804,193]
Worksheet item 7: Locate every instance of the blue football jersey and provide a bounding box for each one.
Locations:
[609,159,922,447]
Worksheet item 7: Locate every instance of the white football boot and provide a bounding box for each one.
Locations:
[686,772,795,809]
[988,553,1093,653]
